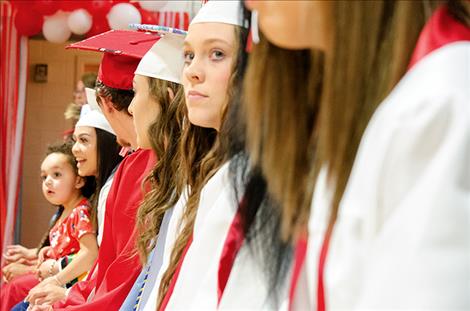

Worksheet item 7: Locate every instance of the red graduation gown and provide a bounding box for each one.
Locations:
[54,149,156,310]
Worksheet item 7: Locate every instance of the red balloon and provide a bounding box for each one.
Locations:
[139,9,158,25]
[60,0,83,12]
[14,9,43,36]
[85,0,113,15]
[32,0,58,16]
[86,15,110,38]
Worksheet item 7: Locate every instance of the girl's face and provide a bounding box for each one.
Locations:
[245,0,331,50]
[128,75,161,149]
[41,153,82,206]
[182,22,236,131]
[72,126,98,177]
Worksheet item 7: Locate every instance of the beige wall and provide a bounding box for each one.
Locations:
[20,39,101,247]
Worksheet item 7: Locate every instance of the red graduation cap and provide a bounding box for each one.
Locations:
[66,30,162,90]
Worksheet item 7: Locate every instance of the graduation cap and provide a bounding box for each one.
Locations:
[67,30,162,90]
[190,0,247,28]
[134,32,186,84]
[85,87,101,112]
[76,105,115,136]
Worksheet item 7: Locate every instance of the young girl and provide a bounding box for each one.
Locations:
[242,0,470,309]
[154,2,250,310]
[0,141,96,311]
[18,109,122,310]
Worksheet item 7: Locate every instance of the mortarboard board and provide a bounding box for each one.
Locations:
[67,30,162,90]
[190,0,247,28]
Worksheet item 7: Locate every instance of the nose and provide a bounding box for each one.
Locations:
[184,57,205,84]
[71,140,79,156]
[44,175,53,186]
[128,98,135,116]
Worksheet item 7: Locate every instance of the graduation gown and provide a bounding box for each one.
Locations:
[164,162,240,310]
[54,149,156,310]
[120,206,174,311]
[140,189,188,311]
[291,41,470,310]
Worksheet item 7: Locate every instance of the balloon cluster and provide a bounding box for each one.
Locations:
[12,0,166,43]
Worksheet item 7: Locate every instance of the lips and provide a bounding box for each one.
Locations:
[46,190,55,195]
[187,90,208,103]
[76,159,86,167]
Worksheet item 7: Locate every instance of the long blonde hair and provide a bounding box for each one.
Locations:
[243,1,440,240]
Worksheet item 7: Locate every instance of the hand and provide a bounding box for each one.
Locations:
[36,259,58,281]
[28,305,53,311]
[26,283,67,306]
[36,247,53,267]
[3,245,37,264]
[2,262,35,282]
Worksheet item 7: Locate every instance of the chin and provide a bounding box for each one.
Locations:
[187,111,218,130]
[78,168,91,177]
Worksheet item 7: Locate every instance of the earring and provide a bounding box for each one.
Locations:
[251,10,260,44]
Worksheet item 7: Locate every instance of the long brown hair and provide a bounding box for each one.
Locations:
[135,77,184,264]
[243,1,439,240]
[156,25,247,309]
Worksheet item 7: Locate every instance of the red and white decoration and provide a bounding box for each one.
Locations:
[1,1,28,265]
[9,0,199,43]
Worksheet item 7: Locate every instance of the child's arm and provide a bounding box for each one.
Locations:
[3,245,38,264]
[47,233,98,286]
[2,262,36,282]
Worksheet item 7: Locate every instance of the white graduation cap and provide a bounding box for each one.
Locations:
[134,33,185,84]
[76,105,115,135]
[85,87,102,112]
[190,0,247,28]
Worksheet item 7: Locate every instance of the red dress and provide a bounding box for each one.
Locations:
[0,199,93,311]
[49,199,94,259]
[54,149,156,310]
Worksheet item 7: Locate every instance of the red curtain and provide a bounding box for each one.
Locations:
[0,1,28,263]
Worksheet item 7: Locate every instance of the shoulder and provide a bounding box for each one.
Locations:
[110,149,155,187]
[374,42,469,127]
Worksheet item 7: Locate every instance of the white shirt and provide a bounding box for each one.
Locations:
[97,170,116,246]
[294,42,470,310]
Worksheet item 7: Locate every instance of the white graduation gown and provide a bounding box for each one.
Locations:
[293,42,470,310]
[165,162,238,310]
[142,189,189,311]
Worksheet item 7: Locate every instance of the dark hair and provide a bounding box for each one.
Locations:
[89,128,123,227]
[95,79,134,114]
[37,141,95,250]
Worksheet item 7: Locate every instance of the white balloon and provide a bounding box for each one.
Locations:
[67,9,92,35]
[42,11,72,44]
[107,3,142,30]
[139,1,167,12]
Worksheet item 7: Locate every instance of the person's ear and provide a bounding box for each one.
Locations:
[167,87,175,101]
[99,96,114,114]
[75,176,86,189]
